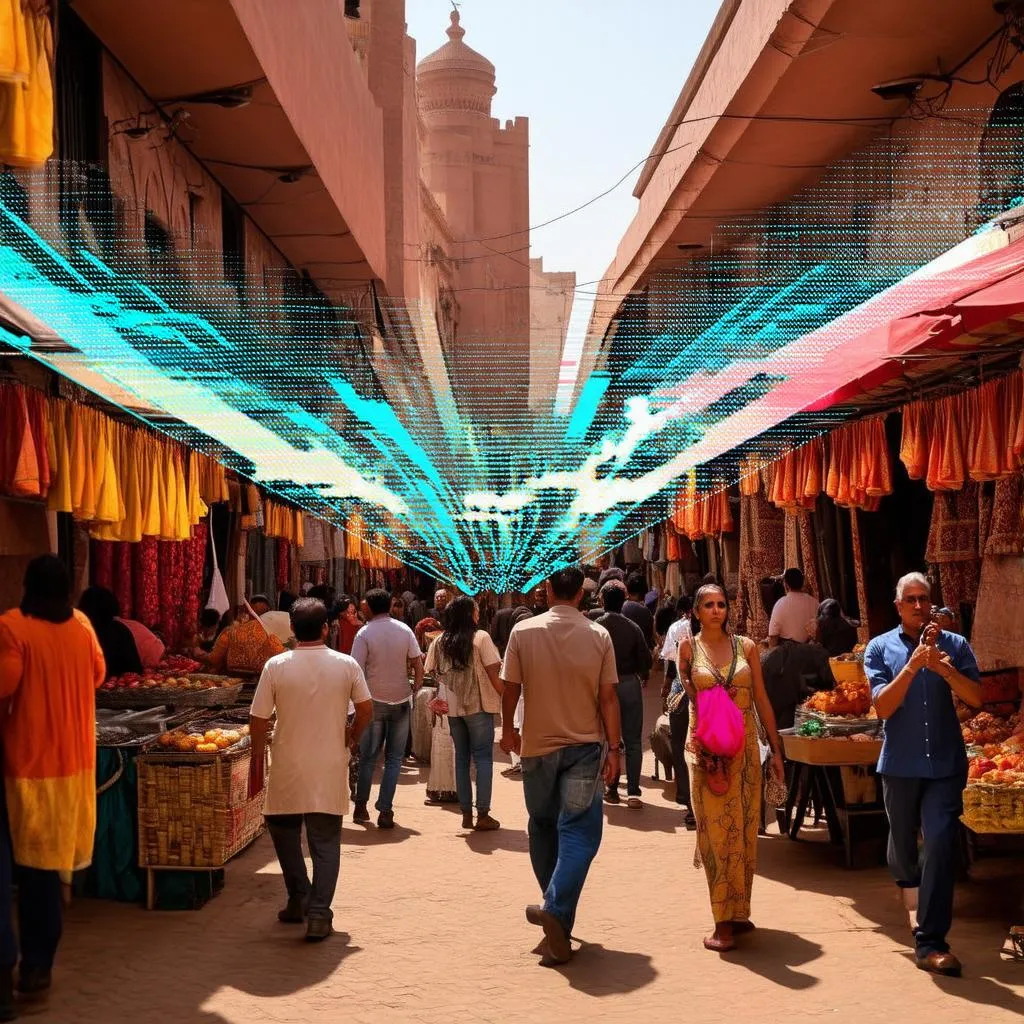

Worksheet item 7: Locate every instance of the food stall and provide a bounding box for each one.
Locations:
[779,651,887,868]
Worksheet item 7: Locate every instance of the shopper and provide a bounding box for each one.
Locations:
[390,595,407,622]
[352,589,424,829]
[206,597,285,677]
[767,568,819,647]
[621,573,655,648]
[660,595,694,819]
[427,588,450,621]
[865,572,983,977]
[596,581,652,808]
[424,596,504,831]
[813,598,859,657]
[334,596,362,656]
[678,583,783,953]
[77,586,143,677]
[0,556,105,1012]
[249,598,372,941]
[500,565,621,966]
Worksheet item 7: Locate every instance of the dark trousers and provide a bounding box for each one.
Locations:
[613,675,644,796]
[881,772,965,957]
[0,786,63,972]
[265,813,342,922]
[522,743,604,934]
[669,701,692,808]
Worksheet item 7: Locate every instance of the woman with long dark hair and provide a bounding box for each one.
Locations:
[676,583,783,953]
[77,586,143,679]
[0,556,106,1012]
[424,596,504,831]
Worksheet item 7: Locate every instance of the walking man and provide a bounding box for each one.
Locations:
[249,598,373,941]
[596,581,652,808]
[500,565,621,966]
[352,589,424,829]
[768,567,819,647]
[865,572,983,976]
[621,573,655,648]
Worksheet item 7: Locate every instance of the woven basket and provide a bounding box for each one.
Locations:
[97,678,242,710]
[137,745,265,868]
[962,783,1024,833]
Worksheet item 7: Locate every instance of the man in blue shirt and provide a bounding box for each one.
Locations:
[865,572,983,978]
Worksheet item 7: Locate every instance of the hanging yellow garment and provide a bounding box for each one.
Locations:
[45,400,72,514]
[91,416,123,525]
[170,449,190,540]
[185,451,208,526]
[70,407,96,521]
[120,426,143,542]
[0,6,51,168]
[139,437,161,537]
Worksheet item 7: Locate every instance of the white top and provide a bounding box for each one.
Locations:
[767,591,820,643]
[424,630,502,715]
[251,646,371,816]
[260,611,294,644]
[351,615,423,703]
[660,617,692,661]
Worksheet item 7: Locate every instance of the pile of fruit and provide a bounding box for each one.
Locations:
[157,655,203,674]
[803,678,873,718]
[961,709,1018,747]
[157,725,250,754]
[101,671,228,691]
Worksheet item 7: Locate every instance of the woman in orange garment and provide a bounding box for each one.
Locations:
[0,556,105,1011]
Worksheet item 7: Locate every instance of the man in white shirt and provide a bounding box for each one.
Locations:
[351,589,425,829]
[768,568,820,647]
[658,595,694,816]
[248,598,372,942]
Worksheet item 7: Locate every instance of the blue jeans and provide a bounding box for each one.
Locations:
[521,742,604,934]
[614,674,644,796]
[448,712,495,815]
[356,700,411,813]
[882,771,966,957]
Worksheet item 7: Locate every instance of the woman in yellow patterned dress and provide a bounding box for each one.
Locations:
[677,584,783,952]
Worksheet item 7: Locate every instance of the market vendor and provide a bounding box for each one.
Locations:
[864,571,983,979]
[206,597,285,677]
[760,639,835,730]
[78,586,143,678]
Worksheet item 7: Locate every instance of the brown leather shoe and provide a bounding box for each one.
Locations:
[525,905,572,964]
[916,951,962,977]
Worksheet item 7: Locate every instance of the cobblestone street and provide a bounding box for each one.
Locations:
[47,684,1024,1023]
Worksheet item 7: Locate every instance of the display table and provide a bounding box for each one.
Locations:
[780,731,886,868]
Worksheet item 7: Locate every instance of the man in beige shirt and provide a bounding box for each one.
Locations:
[500,565,621,966]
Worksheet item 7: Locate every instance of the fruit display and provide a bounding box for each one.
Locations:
[101,671,230,691]
[961,708,1019,747]
[802,677,873,718]
[158,655,203,674]
[157,724,250,754]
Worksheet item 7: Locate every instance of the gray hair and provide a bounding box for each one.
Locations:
[895,572,931,602]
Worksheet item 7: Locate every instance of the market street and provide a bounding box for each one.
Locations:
[52,683,1023,1024]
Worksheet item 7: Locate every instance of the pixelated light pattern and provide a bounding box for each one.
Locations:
[0,114,1019,591]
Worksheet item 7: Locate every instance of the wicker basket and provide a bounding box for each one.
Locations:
[97,678,242,710]
[829,657,866,685]
[961,783,1024,834]
[137,745,265,868]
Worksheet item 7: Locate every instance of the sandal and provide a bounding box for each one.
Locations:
[729,920,755,934]
[703,931,736,952]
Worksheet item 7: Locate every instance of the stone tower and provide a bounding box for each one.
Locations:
[417,11,531,420]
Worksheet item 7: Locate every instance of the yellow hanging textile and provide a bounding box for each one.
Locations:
[92,415,124,525]
[45,399,71,514]
[70,407,96,521]
[0,4,53,168]
[170,448,190,540]
[185,451,208,527]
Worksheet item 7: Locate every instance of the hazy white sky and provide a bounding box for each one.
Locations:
[406,0,721,290]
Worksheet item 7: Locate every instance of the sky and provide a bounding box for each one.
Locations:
[405,0,723,408]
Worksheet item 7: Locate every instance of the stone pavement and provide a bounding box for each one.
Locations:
[45,683,1024,1023]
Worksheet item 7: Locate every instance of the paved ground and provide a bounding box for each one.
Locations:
[43,682,1024,1023]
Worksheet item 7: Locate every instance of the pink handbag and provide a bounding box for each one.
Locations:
[693,637,745,758]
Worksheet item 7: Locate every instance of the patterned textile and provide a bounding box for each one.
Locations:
[783,513,800,571]
[276,538,290,591]
[798,513,821,598]
[133,537,160,630]
[113,541,134,619]
[849,510,870,644]
[91,540,114,592]
[983,474,1024,555]
[736,491,785,640]
[687,637,760,924]
[972,555,1024,671]
[926,483,981,614]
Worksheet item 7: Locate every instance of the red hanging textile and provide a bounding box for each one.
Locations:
[133,536,160,629]
[90,539,115,591]
[0,382,43,498]
[113,542,133,619]
[180,521,207,647]
[276,537,290,591]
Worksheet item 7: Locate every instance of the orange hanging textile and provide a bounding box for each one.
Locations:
[899,403,929,481]
[967,378,1013,482]
[0,6,53,168]
[926,394,966,492]
[0,382,41,498]
[45,398,71,513]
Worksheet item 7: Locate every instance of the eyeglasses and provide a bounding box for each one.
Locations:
[901,595,930,606]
